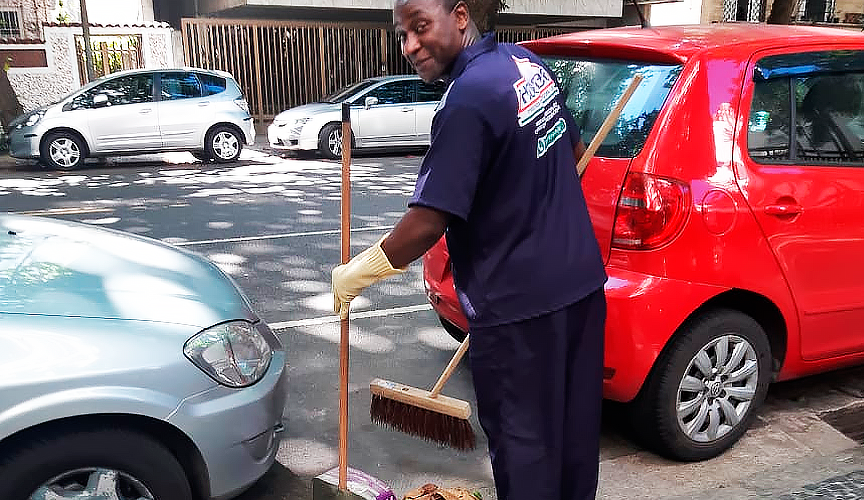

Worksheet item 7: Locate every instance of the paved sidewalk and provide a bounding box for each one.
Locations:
[664,446,864,500]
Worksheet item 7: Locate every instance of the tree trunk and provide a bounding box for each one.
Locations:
[466,0,508,33]
[767,0,796,24]
[0,68,23,131]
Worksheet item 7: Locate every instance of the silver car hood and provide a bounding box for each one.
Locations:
[0,215,256,329]
[274,102,339,121]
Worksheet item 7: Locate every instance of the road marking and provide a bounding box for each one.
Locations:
[172,225,394,246]
[13,207,115,216]
[270,303,433,330]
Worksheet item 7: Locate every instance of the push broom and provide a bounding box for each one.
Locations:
[369,74,644,451]
[313,103,396,500]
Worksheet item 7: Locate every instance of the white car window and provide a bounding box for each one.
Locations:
[67,73,154,110]
[160,72,202,101]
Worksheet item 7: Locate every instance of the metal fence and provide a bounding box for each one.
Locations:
[181,17,573,121]
[75,35,143,84]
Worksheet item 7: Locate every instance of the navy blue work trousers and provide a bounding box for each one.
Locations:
[468,288,606,500]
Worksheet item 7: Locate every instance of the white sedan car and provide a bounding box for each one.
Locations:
[268,75,446,159]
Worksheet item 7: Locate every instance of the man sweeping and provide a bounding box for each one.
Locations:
[331,1,608,499]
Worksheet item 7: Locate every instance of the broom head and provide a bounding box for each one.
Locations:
[370,378,475,451]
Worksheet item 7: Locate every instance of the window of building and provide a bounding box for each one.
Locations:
[722,0,763,21]
[0,10,21,38]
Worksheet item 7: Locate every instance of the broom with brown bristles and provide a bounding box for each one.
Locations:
[369,74,644,452]
[370,333,475,450]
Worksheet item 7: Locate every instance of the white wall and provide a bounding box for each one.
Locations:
[650,0,702,25]
[59,0,154,24]
[6,24,173,111]
[227,0,624,17]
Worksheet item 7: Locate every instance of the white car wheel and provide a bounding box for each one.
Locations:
[41,133,85,170]
[206,126,242,163]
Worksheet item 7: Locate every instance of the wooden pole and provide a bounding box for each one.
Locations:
[338,102,352,491]
[78,0,94,83]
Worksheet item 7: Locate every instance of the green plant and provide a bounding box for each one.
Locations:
[56,0,70,23]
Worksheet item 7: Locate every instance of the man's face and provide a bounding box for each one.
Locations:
[394,0,467,83]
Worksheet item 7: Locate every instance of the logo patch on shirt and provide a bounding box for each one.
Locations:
[512,56,559,127]
[536,117,567,158]
[435,80,455,113]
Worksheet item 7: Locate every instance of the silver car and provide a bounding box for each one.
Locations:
[0,214,286,500]
[268,75,446,159]
[8,68,255,170]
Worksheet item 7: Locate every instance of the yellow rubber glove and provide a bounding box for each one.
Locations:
[332,235,404,319]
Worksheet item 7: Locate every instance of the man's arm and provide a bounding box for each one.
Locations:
[574,138,587,168]
[331,205,450,317]
[381,206,450,269]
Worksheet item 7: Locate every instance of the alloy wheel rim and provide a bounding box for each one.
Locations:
[328,129,342,156]
[676,334,759,443]
[30,467,155,500]
[213,131,239,160]
[50,138,80,168]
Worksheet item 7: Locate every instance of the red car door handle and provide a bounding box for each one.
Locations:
[764,204,802,216]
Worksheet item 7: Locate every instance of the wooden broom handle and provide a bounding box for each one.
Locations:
[430,334,470,397]
[338,102,351,491]
[576,74,643,177]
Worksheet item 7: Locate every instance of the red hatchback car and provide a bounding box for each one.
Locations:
[423,24,864,461]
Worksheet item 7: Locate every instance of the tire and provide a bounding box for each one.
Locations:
[628,309,772,461]
[40,131,86,170]
[439,315,467,343]
[318,122,352,160]
[205,126,243,163]
[0,428,192,500]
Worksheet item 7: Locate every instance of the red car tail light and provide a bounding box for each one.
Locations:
[612,173,691,250]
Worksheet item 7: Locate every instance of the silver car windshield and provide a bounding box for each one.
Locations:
[543,57,683,158]
[321,80,379,103]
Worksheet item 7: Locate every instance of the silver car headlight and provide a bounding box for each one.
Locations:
[184,320,272,387]
[19,111,44,128]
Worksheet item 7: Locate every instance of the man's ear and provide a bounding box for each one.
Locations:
[453,1,471,31]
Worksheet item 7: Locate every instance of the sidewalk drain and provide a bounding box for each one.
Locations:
[820,403,864,443]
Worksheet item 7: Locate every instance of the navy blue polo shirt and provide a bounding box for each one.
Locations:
[410,34,607,328]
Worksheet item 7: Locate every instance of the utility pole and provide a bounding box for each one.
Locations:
[78,0,95,82]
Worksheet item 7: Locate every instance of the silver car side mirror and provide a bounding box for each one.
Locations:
[364,96,378,109]
[93,94,109,108]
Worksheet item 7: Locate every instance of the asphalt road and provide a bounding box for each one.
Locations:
[2,148,864,500]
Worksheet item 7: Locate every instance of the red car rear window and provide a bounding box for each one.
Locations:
[542,57,682,158]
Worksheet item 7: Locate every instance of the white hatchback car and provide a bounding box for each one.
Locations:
[8,68,255,170]
[268,75,446,159]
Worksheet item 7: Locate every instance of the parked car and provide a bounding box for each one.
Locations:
[0,214,286,499]
[423,24,864,462]
[7,68,255,170]
[268,75,446,159]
